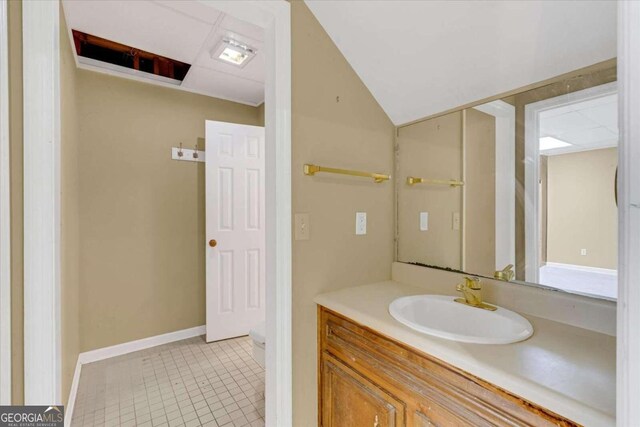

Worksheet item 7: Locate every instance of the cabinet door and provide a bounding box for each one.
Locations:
[321,354,405,427]
[414,411,436,427]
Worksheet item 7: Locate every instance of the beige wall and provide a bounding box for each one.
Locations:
[60,9,81,404]
[464,108,496,276]
[8,0,23,405]
[396,112,463,269]
[396,108,496,278]
[546,148,618,269]
[291,2,395,425]
[70,70,261,353]
[257,103,265,126]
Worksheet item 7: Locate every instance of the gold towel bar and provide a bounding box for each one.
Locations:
[406,176,464,187]
[304,164,390,183]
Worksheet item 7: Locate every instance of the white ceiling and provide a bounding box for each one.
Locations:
[540,93,618,155]
[62,0,265,106]
[305,1,617,125]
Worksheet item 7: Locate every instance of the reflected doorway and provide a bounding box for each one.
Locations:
[525,82,618,299]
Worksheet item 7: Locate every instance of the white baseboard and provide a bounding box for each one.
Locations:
[544,262,618,276]
[66,325,205,425]
[78,325,205,365]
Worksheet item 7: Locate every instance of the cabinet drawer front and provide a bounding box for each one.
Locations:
[321,353,406,427]
[319,307,578,427]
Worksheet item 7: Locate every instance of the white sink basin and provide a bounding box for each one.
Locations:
[389,295,533,344]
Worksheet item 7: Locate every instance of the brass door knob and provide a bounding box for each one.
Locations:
[209,239,217,248]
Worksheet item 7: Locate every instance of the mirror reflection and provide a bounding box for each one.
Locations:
[396,62,618,300]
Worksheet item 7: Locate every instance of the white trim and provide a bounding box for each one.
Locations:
[524,103,540,283]
[23,1,62,405]
[524,81,618,284]
[73,60,263,108]
[544,262,617,276]
[65,325,206,426]
[262,5,292,427]
[64,359,81,427]
[0,0,11,405]
[473,100,516,270]
[460,110,466,270]
[617,1,640,425]
[78,325,206,365]
[78,56,182,86]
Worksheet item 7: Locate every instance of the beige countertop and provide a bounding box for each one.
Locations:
[314,281,615,427]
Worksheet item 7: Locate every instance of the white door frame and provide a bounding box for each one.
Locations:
[617,1,640,425]
[22,1,292,422]
[472,100,516,271]
[0,0,12,405]
[22,0,62,404]
[523,81,617,284]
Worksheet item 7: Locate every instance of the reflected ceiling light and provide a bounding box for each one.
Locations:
[212,38,257,67]
[539,136,572,151]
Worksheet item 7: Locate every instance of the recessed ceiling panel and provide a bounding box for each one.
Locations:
[574,96,618,129]
[62,1,265,106]
[63,0,215,64]
[540,112,600,136]
[539,94,618,154]
[181,66,264,106]
[305,1,617,125]
[560,127,617,146]
[539,105,574,120]
[217,13,265,44]
[152,0,224,25]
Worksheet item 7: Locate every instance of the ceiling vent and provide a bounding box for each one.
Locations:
[72,30,191,84]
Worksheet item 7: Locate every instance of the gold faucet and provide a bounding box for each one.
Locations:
[494,264,515,281]
[454,277,497,311]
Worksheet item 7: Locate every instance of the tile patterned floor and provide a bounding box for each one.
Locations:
[71,335,265,427]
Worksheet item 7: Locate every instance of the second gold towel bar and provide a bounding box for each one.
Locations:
[304,164,390,183]
[406,176,464,187]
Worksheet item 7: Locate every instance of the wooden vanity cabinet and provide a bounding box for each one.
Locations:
[318,306,579,427]
[322,354,405,427]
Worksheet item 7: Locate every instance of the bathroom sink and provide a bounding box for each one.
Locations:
[389,295,533,344]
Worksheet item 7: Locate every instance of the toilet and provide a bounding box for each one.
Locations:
[249,321,266,368]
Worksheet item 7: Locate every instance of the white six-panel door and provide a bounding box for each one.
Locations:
[206,121,265,342]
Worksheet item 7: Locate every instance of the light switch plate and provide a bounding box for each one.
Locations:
[420,212,429,231]
[356,212,367,235]
[294,213,310,241]
[581,248,587,256]
[452,212,461,230]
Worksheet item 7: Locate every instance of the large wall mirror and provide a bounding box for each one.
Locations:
[396,61,618,300]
